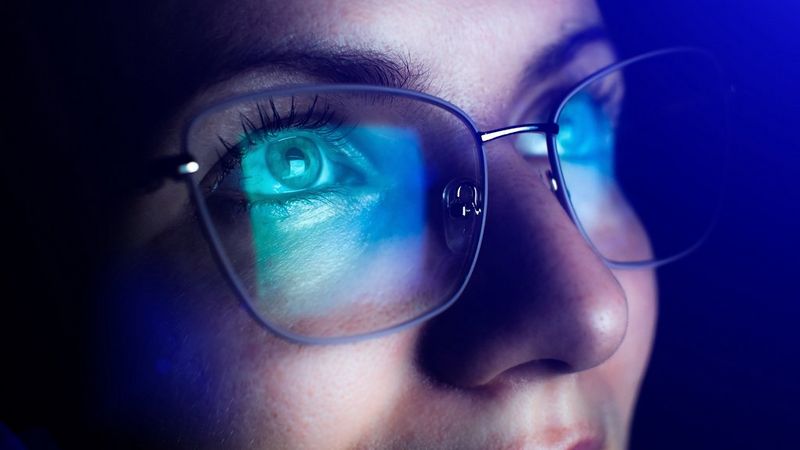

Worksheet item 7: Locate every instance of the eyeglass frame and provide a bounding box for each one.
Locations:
[142,47,728,345]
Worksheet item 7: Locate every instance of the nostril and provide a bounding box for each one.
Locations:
[535,359,572,374]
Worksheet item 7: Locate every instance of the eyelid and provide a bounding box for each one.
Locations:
[513,48,625,124]
[511,83,575,125]
[198,99,333,188]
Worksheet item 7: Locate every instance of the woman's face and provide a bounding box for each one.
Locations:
[101,0,657,448]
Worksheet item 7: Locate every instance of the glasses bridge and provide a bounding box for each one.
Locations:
[479,123,559,143]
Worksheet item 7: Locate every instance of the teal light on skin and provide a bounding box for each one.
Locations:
[557,92,618,228]
[237,125,426,319]
[513,92,615,170]
[556,91,615,177]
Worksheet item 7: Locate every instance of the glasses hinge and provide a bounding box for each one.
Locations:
[134,154,200,195]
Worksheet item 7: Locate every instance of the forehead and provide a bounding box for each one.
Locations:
[159,0,603,121]
[186,0,599,44]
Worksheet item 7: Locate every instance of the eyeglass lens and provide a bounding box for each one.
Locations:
[187,90,484,338]
[186,50,729,339]
[549,50,728,264]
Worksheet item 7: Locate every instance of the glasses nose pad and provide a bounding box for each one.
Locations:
[442,179,483,255]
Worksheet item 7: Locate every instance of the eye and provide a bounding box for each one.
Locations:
[204,99,374,217]
[551,76,627,233]
[238,132,353,202]
[513,77,621,167]
[512,92,616,165]
[555,92,615,163]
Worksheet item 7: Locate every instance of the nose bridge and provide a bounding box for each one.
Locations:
[417,136,630,387]
[478,123,574,220]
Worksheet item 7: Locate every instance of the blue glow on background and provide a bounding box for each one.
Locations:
[599,1,800,448]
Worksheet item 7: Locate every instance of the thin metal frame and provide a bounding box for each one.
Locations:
[183,84,489,345]
[547,47,730,269]
[146,47,729,344]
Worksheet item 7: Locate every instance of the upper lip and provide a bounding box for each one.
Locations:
[397,368,611,450]
[493,428,605,450]
[568,436,605,450]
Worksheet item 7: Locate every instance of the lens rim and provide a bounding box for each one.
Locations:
[171,49,730,344]
[548,47,732,269]
[181,84,489,344]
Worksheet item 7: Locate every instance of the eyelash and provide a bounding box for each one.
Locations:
[209,96,346,193]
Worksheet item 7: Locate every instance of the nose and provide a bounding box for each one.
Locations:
[417,139,629,387]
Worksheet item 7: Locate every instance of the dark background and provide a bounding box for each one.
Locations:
[598,1,800,449]
[2,1,799,449]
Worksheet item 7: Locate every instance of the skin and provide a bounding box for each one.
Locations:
[96,0,658,448]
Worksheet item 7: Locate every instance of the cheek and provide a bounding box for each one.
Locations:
[104,224,417,448]
[212,316,417,449]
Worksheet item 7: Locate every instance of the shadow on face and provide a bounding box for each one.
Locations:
[6,0,659,449]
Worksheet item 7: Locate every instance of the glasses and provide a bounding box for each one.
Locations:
[148,48,730,344]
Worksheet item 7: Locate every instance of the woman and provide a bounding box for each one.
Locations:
[2,0,728,448]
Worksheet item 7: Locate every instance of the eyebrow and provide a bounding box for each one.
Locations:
[206,26,609,95]
[211,44,430,92]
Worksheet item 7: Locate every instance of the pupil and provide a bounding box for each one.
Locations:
[263,136,322,190]
[284,147,308,178]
